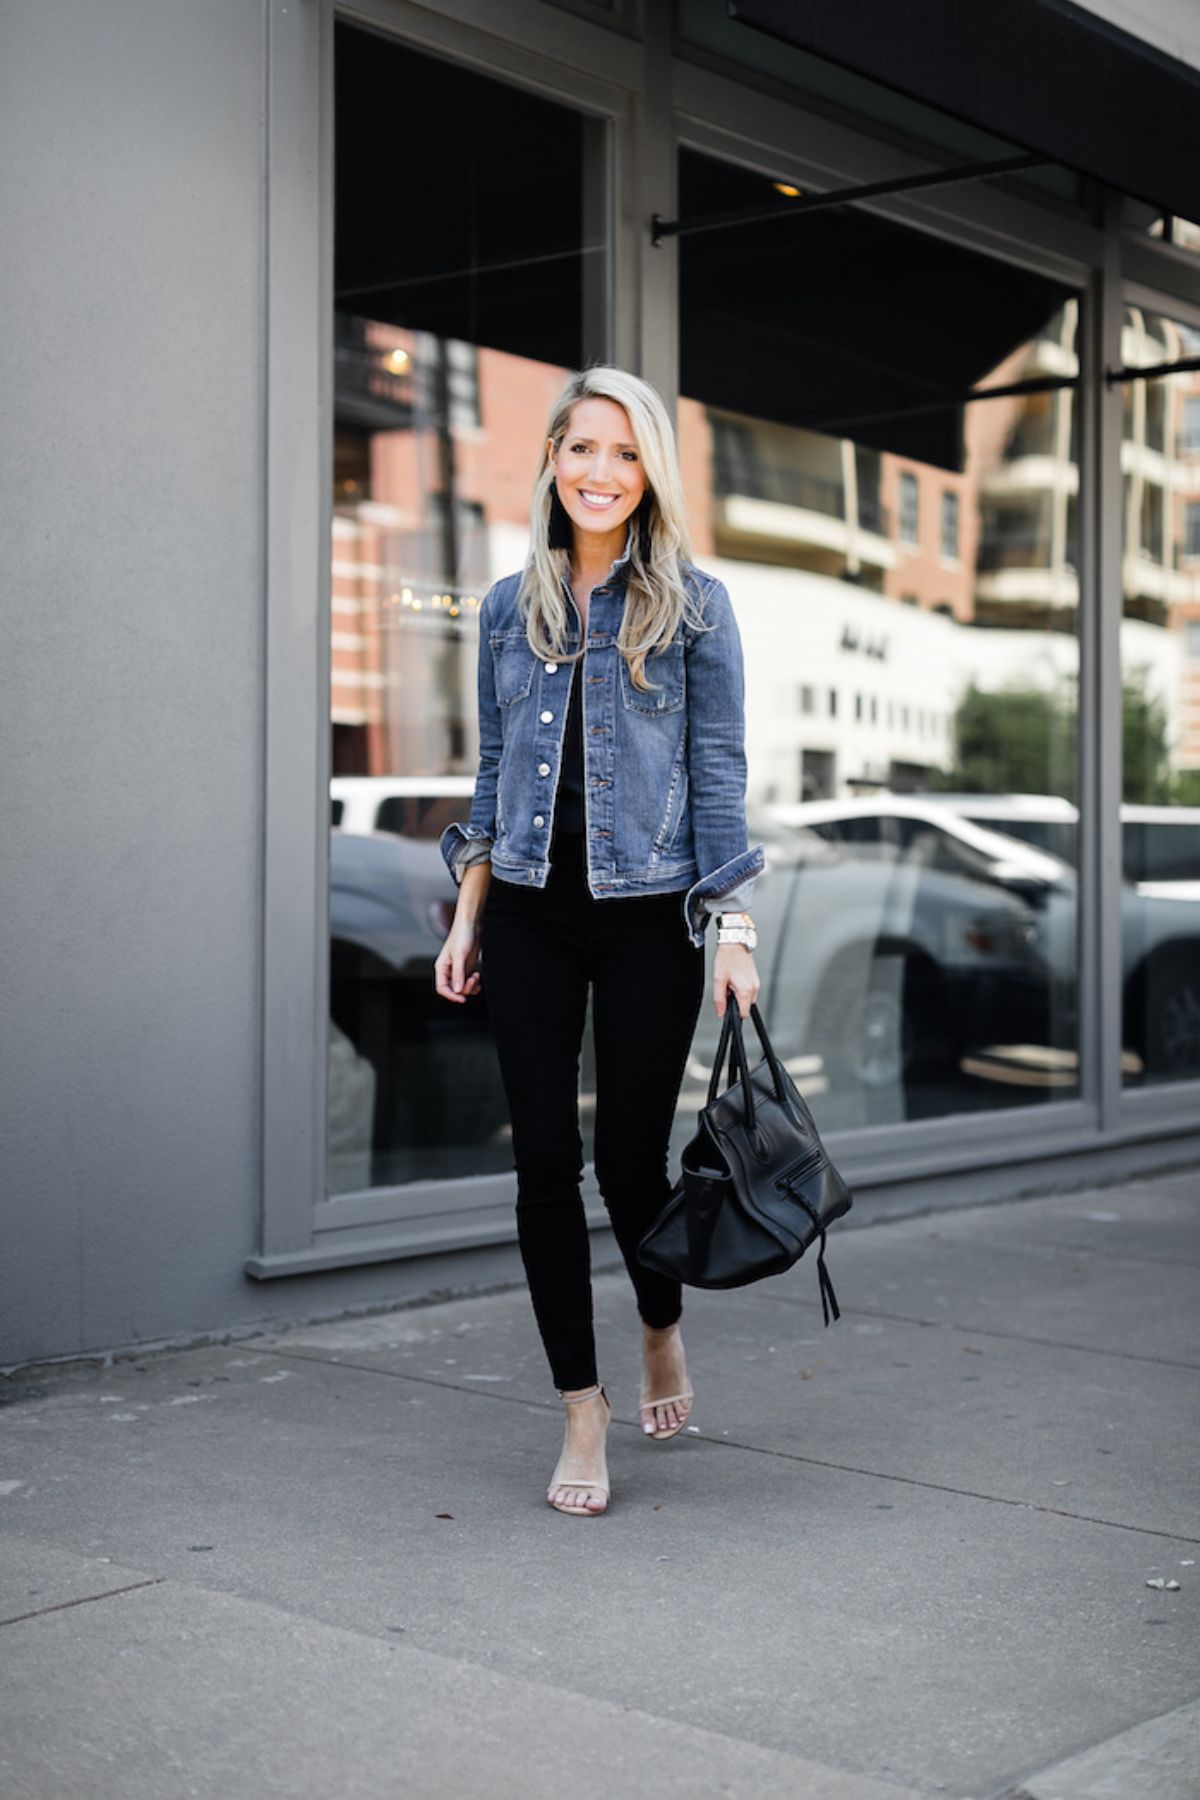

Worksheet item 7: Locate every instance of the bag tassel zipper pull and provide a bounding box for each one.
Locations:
[815,1230,841,1328]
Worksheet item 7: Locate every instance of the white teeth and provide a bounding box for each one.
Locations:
[580,491,617,505]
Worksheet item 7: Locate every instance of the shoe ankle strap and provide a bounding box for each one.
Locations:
[560,1383,607,1405]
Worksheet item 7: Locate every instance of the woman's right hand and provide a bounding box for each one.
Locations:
[434,916,483,1004]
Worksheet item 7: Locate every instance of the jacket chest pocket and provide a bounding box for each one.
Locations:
[618,633,686,714]
[490,630,535,707]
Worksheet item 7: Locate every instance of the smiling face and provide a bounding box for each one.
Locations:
[547,397,648,562]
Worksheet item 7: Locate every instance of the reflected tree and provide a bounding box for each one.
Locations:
[940,674,1184,805]
[942,680,1077,801]
[1121,668,1172,804]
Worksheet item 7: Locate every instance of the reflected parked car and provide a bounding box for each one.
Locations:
[689,802,1061,1124]
[329,777,508,1180]
[935,794,1200,1080]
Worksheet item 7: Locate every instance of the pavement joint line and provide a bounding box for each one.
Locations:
[990,1242,1200,1270]
[982,1695,1200,1800]
[690,1434,1200,1545]
[251,1349,1200,1546]
[811,1224,1200,1275]
[0,1575,165,1631]
[751,1292,1200,1370]
[831,1164,1200,1229]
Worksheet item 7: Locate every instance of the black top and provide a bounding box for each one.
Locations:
[555,657,586,834]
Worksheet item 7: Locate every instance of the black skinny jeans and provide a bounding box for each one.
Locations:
[479,823,706,1390]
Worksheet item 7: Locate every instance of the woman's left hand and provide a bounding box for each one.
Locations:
[713,945,760,1021]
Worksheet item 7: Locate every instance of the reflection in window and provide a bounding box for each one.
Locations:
[1120,309,1200,1088]
[1183,397,1200,457]
[1130,202,1200,260]
[678,146,1082,1126]
[898,472,919,546]
[940,491,959,561]
[328,22,604,1193]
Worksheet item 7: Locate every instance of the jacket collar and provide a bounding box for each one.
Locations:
[608,521,634,577]
[560,522,634,605]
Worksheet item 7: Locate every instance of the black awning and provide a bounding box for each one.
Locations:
[679,148,1076,471]
[730,0,1200,223]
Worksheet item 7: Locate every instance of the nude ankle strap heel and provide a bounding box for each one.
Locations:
[548,1384,611,1516]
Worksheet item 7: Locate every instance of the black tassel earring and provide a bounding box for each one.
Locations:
[635,494,654,565]
[548,476,574,552]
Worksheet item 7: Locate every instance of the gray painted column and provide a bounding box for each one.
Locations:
[0,0,269,1364]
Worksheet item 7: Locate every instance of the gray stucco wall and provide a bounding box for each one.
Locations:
[0,0,270,1364]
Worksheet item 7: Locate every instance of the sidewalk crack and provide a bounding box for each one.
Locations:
[1,1576,165,1631]
[753,1293,1200,1369]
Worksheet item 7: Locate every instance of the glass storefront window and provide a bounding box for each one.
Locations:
[678,147,1083,1128]
[328,23,606,1193]
[1120,307,1200,1086]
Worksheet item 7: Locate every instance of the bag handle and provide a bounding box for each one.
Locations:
[706,1002,791,1119]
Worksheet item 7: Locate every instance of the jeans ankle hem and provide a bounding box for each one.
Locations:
[553,1371,600,1394]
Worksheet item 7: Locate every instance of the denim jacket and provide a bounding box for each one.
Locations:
[439,532,764,948]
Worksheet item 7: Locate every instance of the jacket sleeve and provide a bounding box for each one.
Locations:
[439,584,502,886]
[681,576,765,946]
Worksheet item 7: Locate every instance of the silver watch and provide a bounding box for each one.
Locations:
[715,911,757,950]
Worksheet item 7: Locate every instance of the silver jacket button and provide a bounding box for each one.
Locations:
[545,661,558,673]
[533,815,545,828]
[540,709,553,723]
[537,761,551,776]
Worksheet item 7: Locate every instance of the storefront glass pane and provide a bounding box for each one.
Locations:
[1120,307,1200,1087]
[328,23,605,1192]
[678,147,1083,1128]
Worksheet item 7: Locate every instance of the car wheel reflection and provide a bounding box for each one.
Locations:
[1134,948,1200,1079]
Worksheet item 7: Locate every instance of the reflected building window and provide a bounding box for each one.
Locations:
[941,491,959,561]
[1182,396,1200,456]
[898,472,919,546]
[1128,201,1200,259]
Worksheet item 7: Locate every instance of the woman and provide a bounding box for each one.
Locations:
[434,366,763,1517]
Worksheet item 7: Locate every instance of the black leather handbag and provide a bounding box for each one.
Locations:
[637,1002,852,1324]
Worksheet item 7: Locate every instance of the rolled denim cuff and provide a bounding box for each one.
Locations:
[439,822,494,887]
[699,875,758,916]
[683,843,765,949]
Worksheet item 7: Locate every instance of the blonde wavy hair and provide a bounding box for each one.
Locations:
[518,365,709,695]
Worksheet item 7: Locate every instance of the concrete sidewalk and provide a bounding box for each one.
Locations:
[1,1168,1197,1800]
